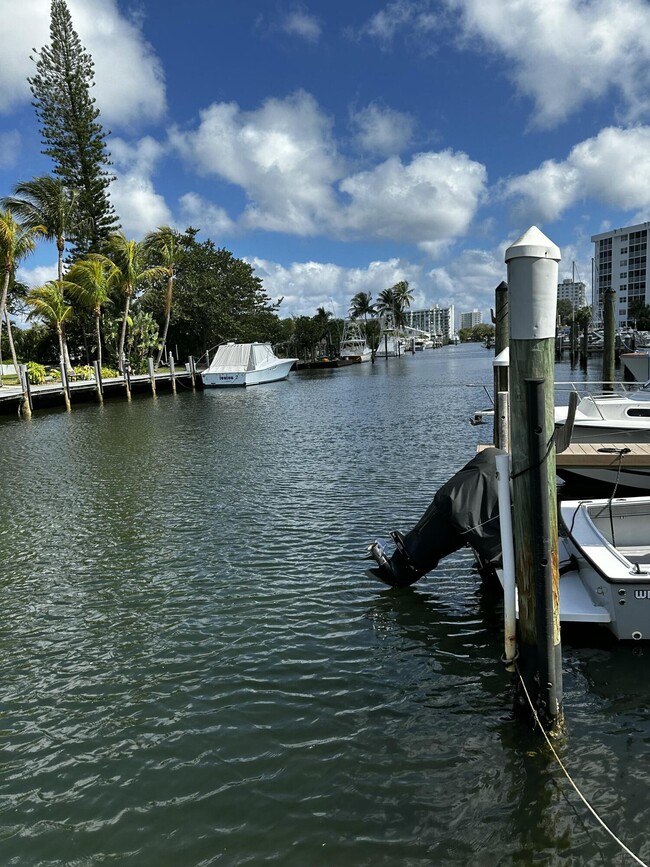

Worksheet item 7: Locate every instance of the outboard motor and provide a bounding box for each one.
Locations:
[366,447,506,587]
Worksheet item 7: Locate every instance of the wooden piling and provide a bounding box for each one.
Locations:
[124,363,132,401]
[19,364,33,418]
[602,286,616,390]
[505,226,562,729]
[496,391,509,453]
[493,281,509,448]
[169,354,177,394]
[60,360,71,412]
[188,356,196,389]
[147,357,156,397]
[93,361,103,404]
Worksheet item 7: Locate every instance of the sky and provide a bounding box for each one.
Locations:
[2,0,650,326]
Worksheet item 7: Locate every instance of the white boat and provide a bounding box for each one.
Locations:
[339,321,372,363]
[559,496,650,640]
[554,381,650,443]
[201,342,297,387]
[621,351,650,383]
[375,334,401,357]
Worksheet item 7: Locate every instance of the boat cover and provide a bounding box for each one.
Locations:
[205,343,276,373]
[402,446,506,575]
[369,447,506,586]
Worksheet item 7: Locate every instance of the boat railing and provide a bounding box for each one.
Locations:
[555,380,642,402]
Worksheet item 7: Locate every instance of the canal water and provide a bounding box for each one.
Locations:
[1,344,649,866]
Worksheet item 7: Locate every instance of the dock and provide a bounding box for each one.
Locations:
[0,370,198,416]
[555,442,650,467]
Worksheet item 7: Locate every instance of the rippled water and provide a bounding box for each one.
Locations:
[1,344,649,866]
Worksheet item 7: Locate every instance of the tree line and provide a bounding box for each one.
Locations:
[0,1,290,378]
[291,282,415,361]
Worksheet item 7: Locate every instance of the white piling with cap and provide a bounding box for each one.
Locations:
[505,226,562,727]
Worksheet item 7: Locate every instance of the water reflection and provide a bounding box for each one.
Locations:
[0,346,649,866]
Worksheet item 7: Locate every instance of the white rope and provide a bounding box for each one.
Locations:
[516,667,649,867]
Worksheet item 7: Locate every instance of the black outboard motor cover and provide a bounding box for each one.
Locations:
[368,447,506,587]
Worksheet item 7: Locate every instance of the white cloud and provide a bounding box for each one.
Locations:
[170,91,342,236]
[0,131,21,168]
[282,9,322,43]
[340,151,487,253]
[0,0,165,126]
[16,261,58,289]
[502,126,650,223]
[171,92,485,252]
[359,1,439,47]
[428,245,507,314]
[178,193,235,236]
[351,103,414,156]
[449,0,650,127]
[109,136,172,236]
[249,256,447,317]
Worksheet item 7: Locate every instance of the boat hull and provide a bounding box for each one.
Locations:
[201,359,295,387]
[560,497,650,640]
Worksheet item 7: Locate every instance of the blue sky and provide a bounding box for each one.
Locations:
[2,0,650,325]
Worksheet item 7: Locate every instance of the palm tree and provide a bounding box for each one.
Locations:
[26,281,74,372]
[98,232,166,371]
[0,210,44,376]
[392,280,413,318]
[2,176,79,282]
[375,287,397,325]
[143,226,184,368]
[349,291,375,326]
[66,257,115,368]
[313,306,334,358]
[376,282,413,328]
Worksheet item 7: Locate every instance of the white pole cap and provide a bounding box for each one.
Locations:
[505,226,561,340]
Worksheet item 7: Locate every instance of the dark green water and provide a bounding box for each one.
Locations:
[1,344,649,866]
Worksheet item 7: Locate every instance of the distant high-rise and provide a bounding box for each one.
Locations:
[557,277,586,308]
[460,309,482,330]
[592,222,648,328]
[406,304,455,340]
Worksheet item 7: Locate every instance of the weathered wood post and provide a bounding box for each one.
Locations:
[602,286,616,390]
[505,226,563,729]
[493,281,509,448]
[188,355,196,389]
[19,364,33,418]
[169,353,177,394]
[147,357,156,397]
[93,361,103,404]
[580,320,589,368]
[124,361,132,401]
[60,360,71,412]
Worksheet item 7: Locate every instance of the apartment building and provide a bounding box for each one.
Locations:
[557,277,587,308]
[592,222,649,328]
[459,309,482,331]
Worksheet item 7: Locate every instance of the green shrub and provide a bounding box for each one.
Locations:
[26,362,46,385]
[100,367,120,379]
[73,365,94,381]
[49,368,62,381]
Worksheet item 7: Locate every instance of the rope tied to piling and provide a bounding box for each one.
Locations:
[515,663,649,867]
[510,432,556,481]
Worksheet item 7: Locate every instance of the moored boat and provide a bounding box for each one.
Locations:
[559,496,650,640]
[201,342,298,387]
[339,321,372,363]
[554,381,650,443]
